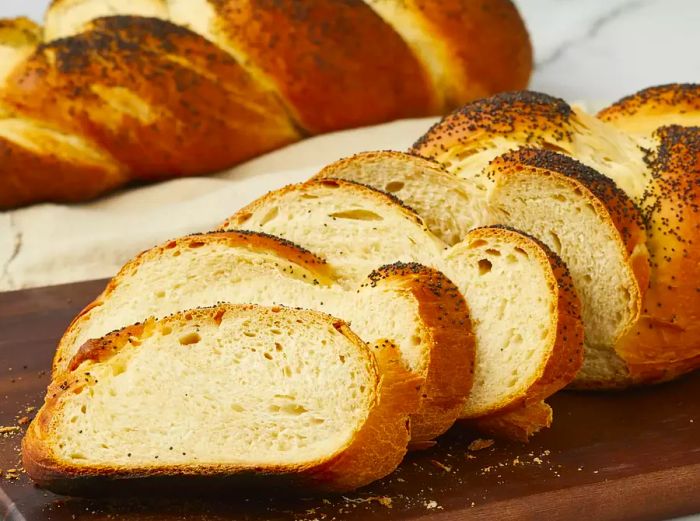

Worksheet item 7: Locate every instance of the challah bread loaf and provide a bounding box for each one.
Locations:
[409,84,700,386]
[222,180,583,433]
[54,231,474,442]
[25,304,422,494]
[0,0,532,208]
[598,83,700,135]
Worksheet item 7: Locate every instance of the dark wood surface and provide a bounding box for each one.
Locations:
[1,279,699,521]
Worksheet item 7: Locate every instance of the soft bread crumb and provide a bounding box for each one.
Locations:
[468,438,495,451]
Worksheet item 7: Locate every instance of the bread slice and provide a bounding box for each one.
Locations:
[313,151,480,245]
[487,148,650,388]
[54,231,474,443]
[25,304,421,494]
[222,180,583,433]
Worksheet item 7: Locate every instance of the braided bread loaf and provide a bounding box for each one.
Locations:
[322,83,700,388]
[0,0,531,208]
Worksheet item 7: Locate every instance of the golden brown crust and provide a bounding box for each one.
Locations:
[411,91,575,158]
[365,261,474,441]
[617,126,700,381]
[598,84,700,134]
[401,0,532,108]
[0,125,127,208]
[209,0,437,133]
[469,226,584,413]
[472,400,552,442]
[1,16,298,180]
[26,304,418,493]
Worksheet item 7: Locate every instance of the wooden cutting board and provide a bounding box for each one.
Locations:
[1,280,699,521]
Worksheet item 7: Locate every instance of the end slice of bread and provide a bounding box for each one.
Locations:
[222,181,584,437]
[25,304,421,494]
[55,231,473,443]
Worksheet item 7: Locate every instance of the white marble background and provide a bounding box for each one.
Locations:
[0,0,699,291]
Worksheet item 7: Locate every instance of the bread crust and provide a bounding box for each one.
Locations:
[465,226,584,414]
[598,83,700,134]
[25,304,421,493]
[1,16,298,180]
[472,400,553,442]
[411,91,575,159]
[206,0,437,133]
[366,262,474,441]
[615,126,700,381]
[0,123,127,208]
[364,0,531,110]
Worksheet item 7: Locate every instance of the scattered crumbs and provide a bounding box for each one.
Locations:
[470,501,476,507]
[26,406,36,413]
[466,454,476,460]
[468,438,495,451]
[690,419,694,423]
[424,500,441,510]
[321,499,331,505]
[577,466,583,471]
[430,459,452,472]
[17,416,30,426]
[512,456,522,466]
[593,470,599,474]
[0,426,20,435]
[4,468,20,480]
[533,457,543,464]
[395,477,405,482]
[342,496,393,509]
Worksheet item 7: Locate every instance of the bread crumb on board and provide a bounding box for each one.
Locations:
[468,438,495,451]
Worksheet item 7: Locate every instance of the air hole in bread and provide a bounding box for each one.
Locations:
[554,194,566,202]
[301,194,319,199]
[339,354,346,363]
[231,404,244,412]
[178,332,201,345]
[259,206,279,226]
[189,241,205,248]
[243,331,256,337]
[469,239,488,248]
[172,251,181,257]
[485,248,501,256]
[154,290,166,298]
[478,259,492,275]
[80,405,87,414]
[275,342,283,352]
[160,326,172,336]
[583,274,592,283]
[111,360,128,376]
[283,366,292,378]
[70,416,78,423]
[548,231,562,253]
[514,247,529,259]
[385,181,405,193]
[69,452,86,460]
[411,335,421,346]
[264,352,273,360]
[270,328,282,335]
[329,209,383,221]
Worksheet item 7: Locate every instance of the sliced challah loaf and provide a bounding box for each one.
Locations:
[0,0,532,208]
[222,179,584,430]
[25,304,421,494]
[408,84,700,386]
[54,231,474,443]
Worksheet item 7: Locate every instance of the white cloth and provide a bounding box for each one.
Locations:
[0,118,438,290]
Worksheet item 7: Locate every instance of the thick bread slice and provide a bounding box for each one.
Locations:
[25,304,421,494]
[222,180,583,432]
[488,149,649,388]
[362,0,532,109]
[54,231,474,443]
[1,16,298,180]
[598,83,700,135]
[313,151,479,245]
